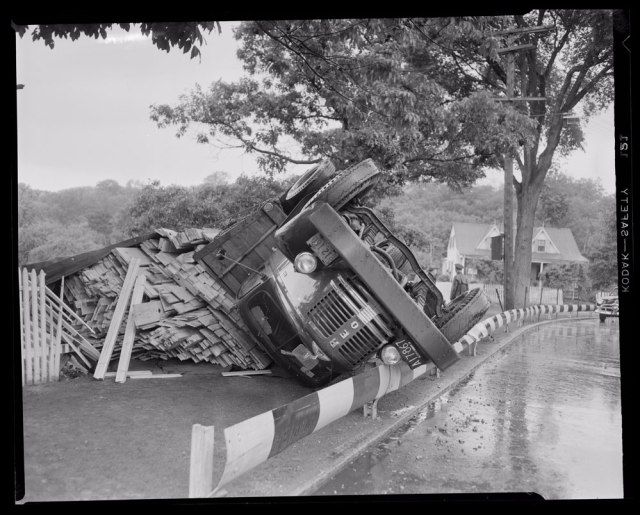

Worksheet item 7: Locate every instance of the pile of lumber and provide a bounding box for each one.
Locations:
[61,227,272,374]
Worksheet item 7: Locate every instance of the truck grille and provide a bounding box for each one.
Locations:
[307,276,394,367]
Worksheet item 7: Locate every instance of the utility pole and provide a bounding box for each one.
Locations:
[503,49,515,309]
[492,24,553,310]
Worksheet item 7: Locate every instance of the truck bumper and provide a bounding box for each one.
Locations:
[309,202,460,370]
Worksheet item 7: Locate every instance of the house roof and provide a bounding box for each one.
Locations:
[535,227,588,263]
[452,222,588,264]
[452,222,497,256]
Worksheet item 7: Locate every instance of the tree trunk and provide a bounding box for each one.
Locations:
[513,175,545,308]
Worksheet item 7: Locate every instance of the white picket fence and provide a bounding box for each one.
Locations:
[481,283,563,306]
[18,269,63,385]
[18,268,99,386]
[435,281,563,306]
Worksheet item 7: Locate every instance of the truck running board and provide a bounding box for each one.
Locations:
[309,202,460,370]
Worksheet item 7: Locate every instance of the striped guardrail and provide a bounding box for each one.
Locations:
[189,303,596,497]
[452,303,595,355]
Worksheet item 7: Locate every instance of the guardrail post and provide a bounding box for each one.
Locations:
[189,424,215,498]
[363,399,379,419]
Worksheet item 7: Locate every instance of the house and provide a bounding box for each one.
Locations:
[443,222,589,281]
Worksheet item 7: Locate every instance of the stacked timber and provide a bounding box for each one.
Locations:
[61,227,272,372]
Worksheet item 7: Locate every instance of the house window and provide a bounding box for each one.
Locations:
[534,239,546,252]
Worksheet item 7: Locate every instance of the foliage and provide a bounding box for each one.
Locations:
[472,258,504,284]
[17,181,140,265]
[587,208,618,291]
[16,22,220,60]
[118,175,289,236]
[537,170,613,255]
[22,221,105,264]
[150,18,541,184]
[541,263,591,301]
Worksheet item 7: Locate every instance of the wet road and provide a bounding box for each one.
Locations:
[313,319,622,499]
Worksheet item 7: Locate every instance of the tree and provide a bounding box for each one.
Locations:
[150,18,534,182]
[203,171,229,186]
[537,171,613,255]
[587,208,618,291]
[120,175,289,236]
[21,221,105,265]
[150,12,613,308]
[435,11,614,307]
[15,22,221,60]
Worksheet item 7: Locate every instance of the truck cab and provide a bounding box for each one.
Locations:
[196,159,490,387]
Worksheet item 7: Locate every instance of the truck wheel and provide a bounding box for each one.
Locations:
[599,314,606,323]
[279,159,337,214]
[434,288,491,344]
[304,158,381,211]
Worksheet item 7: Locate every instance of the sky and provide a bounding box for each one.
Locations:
[15,22,617,194]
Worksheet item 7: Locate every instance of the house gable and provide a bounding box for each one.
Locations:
[476,224,501,251]
[531,227,560,254]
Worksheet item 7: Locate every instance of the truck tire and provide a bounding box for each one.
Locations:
[279,159,337,214]
[599,314,607,323]
[304,158,381,211]
[274,159,382,261]
[434,288,491,344]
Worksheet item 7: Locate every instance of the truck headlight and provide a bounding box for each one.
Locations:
[380,345,401,366]
[294,252,318,274]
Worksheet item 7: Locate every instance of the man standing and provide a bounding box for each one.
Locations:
[450,263,469,301]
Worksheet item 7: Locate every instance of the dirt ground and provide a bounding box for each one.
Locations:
[17,359,311,502]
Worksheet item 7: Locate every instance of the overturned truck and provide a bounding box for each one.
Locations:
[196,159,490,387]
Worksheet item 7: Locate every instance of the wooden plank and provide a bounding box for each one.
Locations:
[132,301,164,328]
[44,286,96,334]
[115,274,147,383]
[221,370,272,377]
[18,269,26,385]
[93,258,141,380]
[129,373,183,379]
[189,424,215,498]
[60,331,92,369]
[48,277,56,380]
[104,370,152,378]
[30,270,42,383]
[39,271,50,382]
[113,247,153,266]
[24,270,35,383]
[46,296,93,334]
[43,302,101,361]
[54,277,63,381]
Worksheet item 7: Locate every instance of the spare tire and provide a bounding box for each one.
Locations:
[434,288,491,344]
[279,159,337,214]
[304,158,381,211]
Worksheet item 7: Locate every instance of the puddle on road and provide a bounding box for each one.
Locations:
[313,319,623,500]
